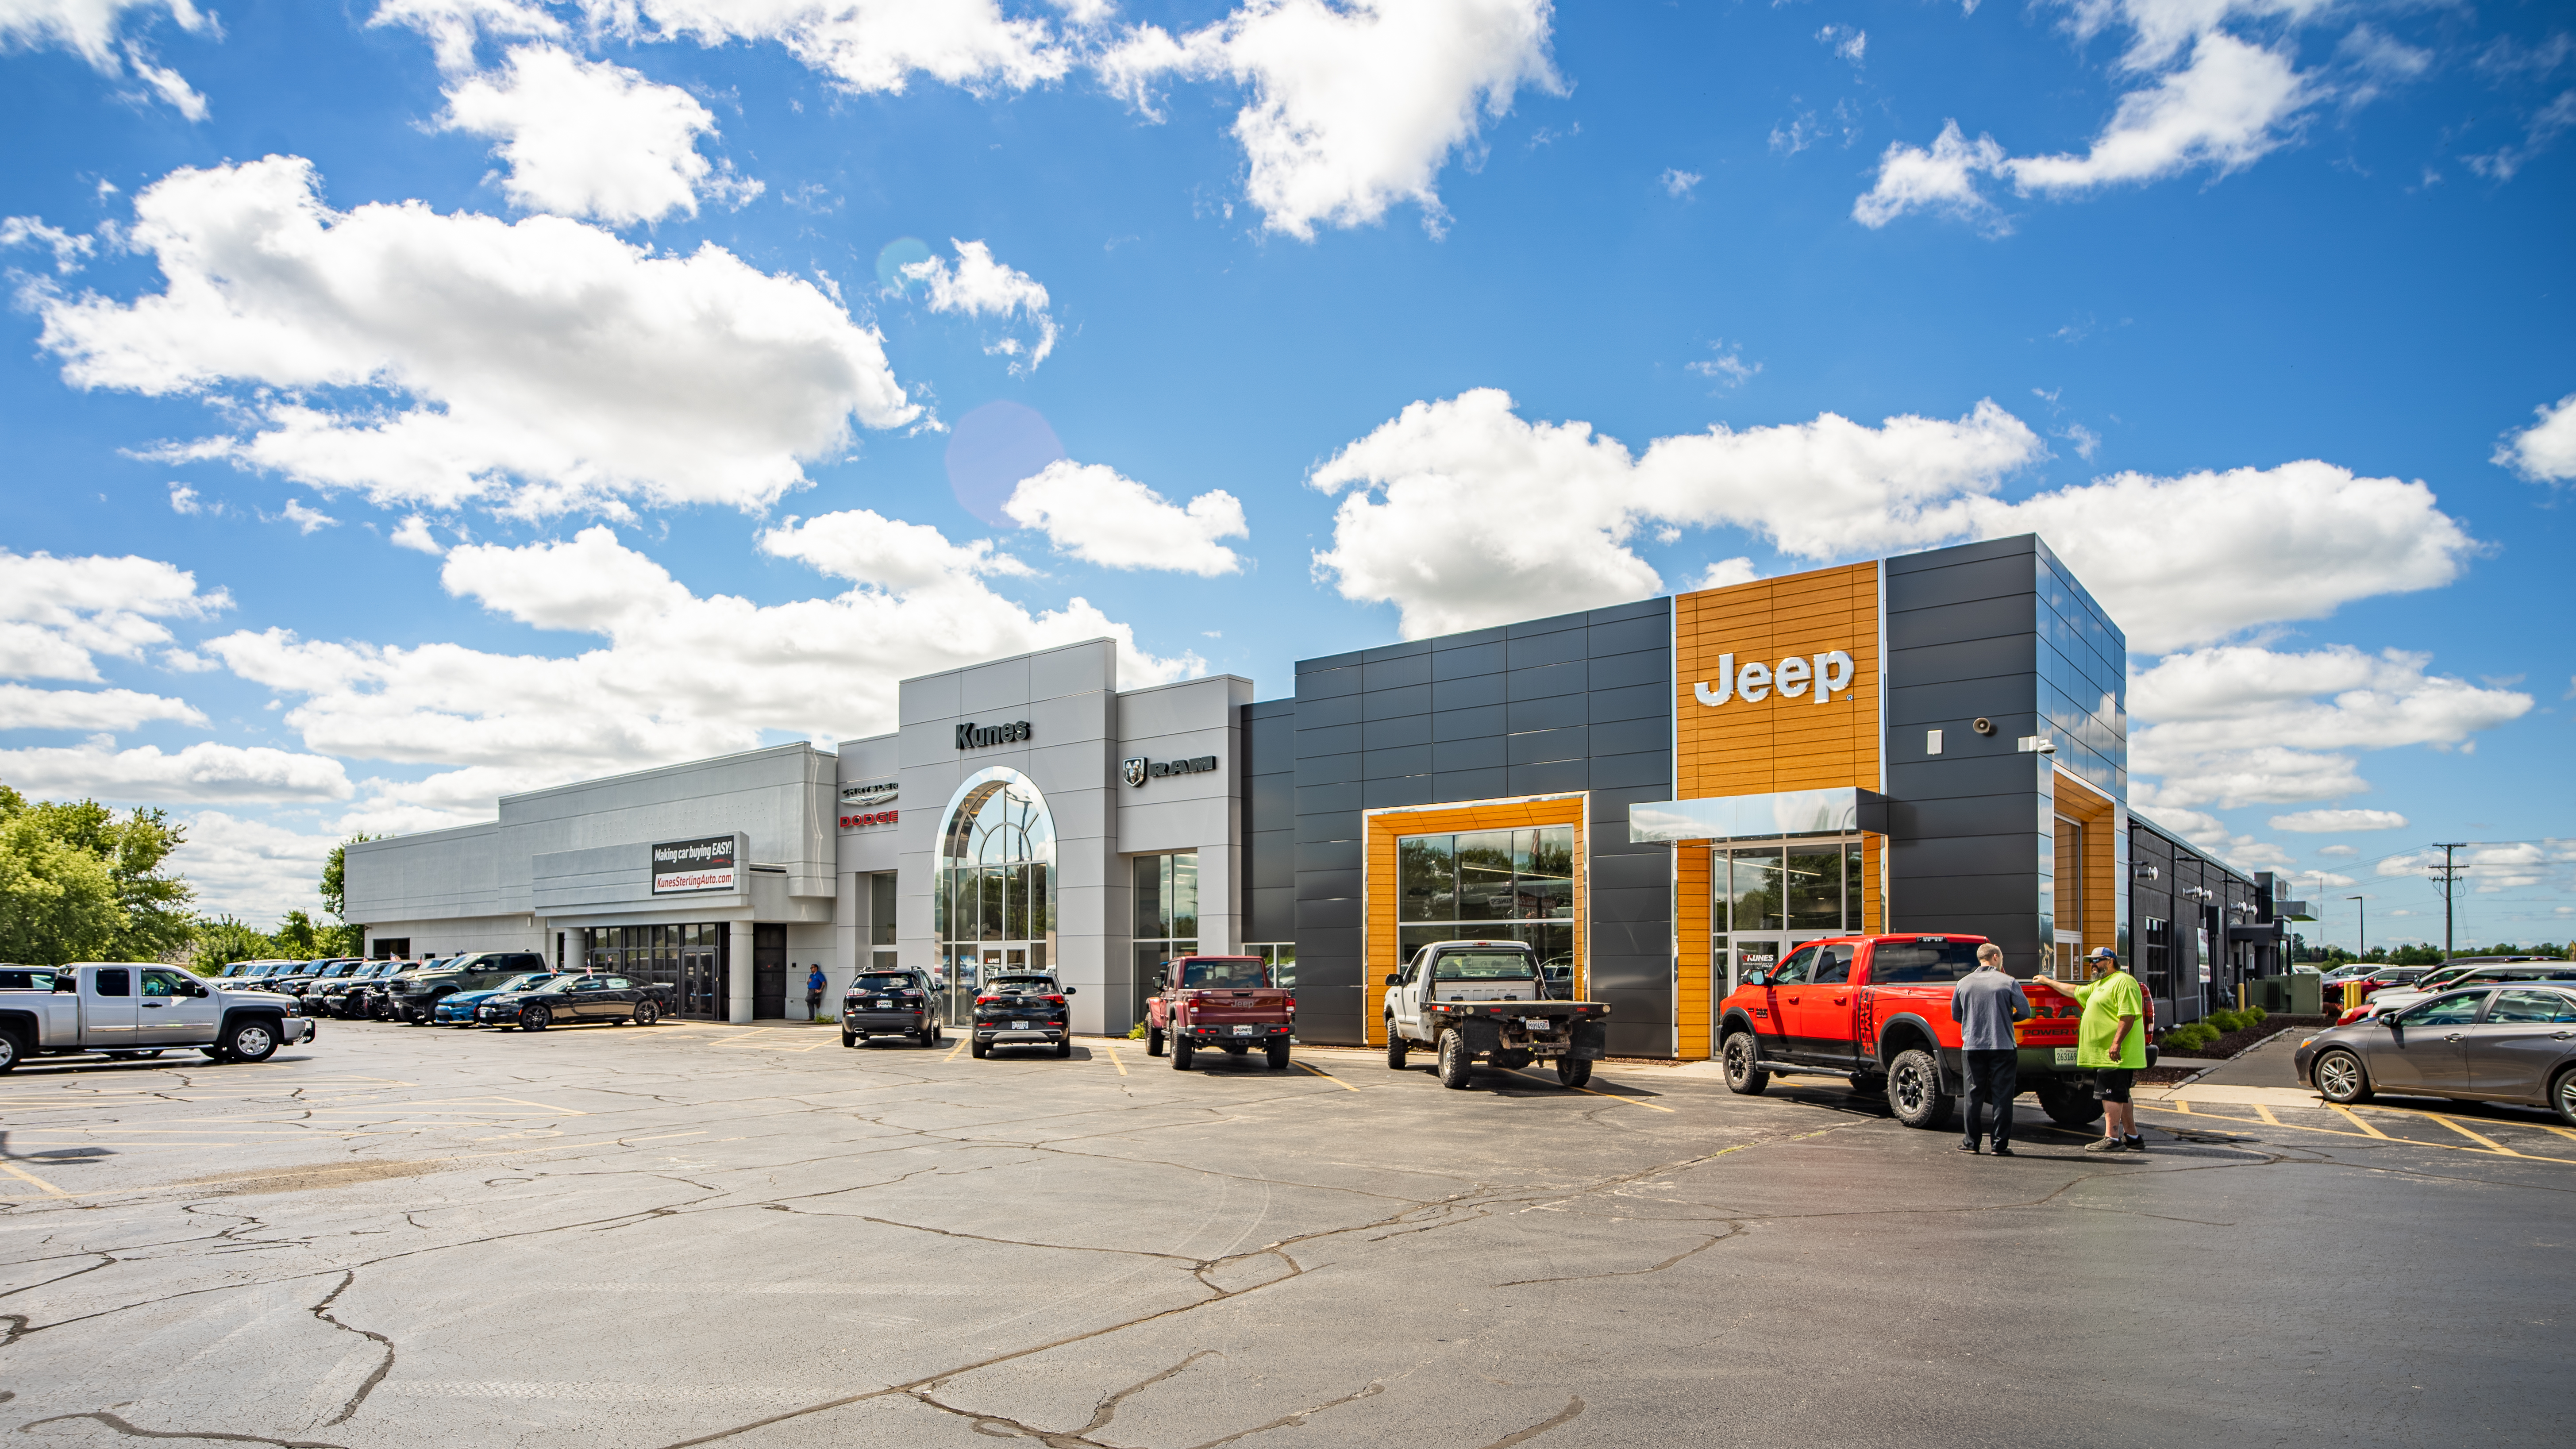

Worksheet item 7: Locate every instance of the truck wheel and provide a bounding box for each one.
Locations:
[1886,1048,1954,1131]
[1556,1056,1592,1089]
[2313,1049,2373,1105]
[223,1018,279,1064]
[1171,1038,1194,1070]
[1721,1032,1769,1095]
[1386,1027,1409,1071]
[1267,1039,1290,1071]
[2036,1079,2105,1128]
[1436,1030,1472,1090]
[1147,1028,1166,1057]
[0,1028,23,1075]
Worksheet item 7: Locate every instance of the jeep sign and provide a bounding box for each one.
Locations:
[1693,650,1856,707]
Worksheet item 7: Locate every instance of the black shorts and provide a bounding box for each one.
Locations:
[2095,1067,2136,1103]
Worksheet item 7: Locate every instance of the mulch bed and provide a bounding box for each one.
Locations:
[2152,1015,2333,1066]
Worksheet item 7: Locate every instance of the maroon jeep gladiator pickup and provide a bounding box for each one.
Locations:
[1145,955,1294,1071]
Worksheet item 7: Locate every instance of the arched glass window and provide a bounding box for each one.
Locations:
[934,767,1057,1020]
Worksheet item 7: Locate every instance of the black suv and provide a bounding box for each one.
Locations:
[318,960,399,1018]
[842,968,942,1048]
[970,972,1075,1059]
[385,951,549,1025]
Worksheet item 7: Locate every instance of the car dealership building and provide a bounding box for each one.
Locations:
[345,533,2298,1053]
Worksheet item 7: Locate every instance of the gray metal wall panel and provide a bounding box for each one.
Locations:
[1363,654,1432,690]
[1507,628,1590,670]
[1508,759,1587,796]
[1248,887,1295,941]
[1433,705,1506,740]
[1887,534,2033,573]
[1586,649,1667,691]
[1363,776,1435,808]
[1434,768,1508,800]
[1433,642,1507,678]
[1587,681,1667,723]
[1296,692,1364,729]
[1432,737,1506,771]
[1506,694,1587,732]
[1433,674,1507,710]
[1364,683,1432,720]
[1508,662,1587,700]
[1363,744,1434,779]
[1249,833,1294,889]
[1588,716,1667,757]
[1295,838,1362,872]
[1887,594,2037,651]
[1295,723,1364,759]
[1364,715,1433,750]
[1588,749,1671,790]
[1507,726,1588,765]
[1298,661,1364,694]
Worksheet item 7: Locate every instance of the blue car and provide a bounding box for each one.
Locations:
[434,972,560,1026]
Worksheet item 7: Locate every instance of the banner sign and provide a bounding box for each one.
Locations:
[651,834,739,895]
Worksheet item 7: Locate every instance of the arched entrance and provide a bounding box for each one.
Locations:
[935,767,1058,1025]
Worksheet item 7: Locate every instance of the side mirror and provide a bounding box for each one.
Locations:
[186,981,208,997]
[2376,1015,2399,1029]
[1384,973,1402,988]
[1743,970,1771,989]
[1063,986,1077,995]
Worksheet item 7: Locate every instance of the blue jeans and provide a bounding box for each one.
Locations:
[1962,1048,2018,1150]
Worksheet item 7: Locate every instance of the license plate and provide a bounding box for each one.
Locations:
[876,1000,893,1009]
[1014,1021,1030,1030]
[2054,1047,2078,1067]
[1233,1024,1256,1036]
[1524,1017,1550,1031]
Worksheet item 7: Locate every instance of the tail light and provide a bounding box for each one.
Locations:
[1047,994,1067,1006]
[975,995,997,1005]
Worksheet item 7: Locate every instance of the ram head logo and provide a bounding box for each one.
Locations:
[1121,756,1148,788]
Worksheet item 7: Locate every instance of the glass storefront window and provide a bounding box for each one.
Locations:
[1727,852,1783,933]
[1132,852,1201,1026]
[1392,825,1578,993]
[1398,836,1454,921]
[936,768,1058,1023]
[1786,849,1843,932]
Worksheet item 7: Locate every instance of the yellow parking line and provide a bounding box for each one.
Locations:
[943,1036,968,1063]
[0,1160,72,1198]
[2330,1105,2391,1138]
[2133,1103,2576,1164]
[2255,1104,2281,1125]
[2173,1099,2193,1114]
[1296,1060,1357,1092]
[2430,1115,2526,1157]
[1099,1042,1127,1076]
[2543,1124,2576,1143]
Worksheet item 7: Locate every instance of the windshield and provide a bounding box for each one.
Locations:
[853,974,915,994]
[490,973,551,992]
[1179,958,1269,988]
[528,976,586,994]
[989,977,1055,994]
[1868,940,1985,983]
[1431,949,1537,981]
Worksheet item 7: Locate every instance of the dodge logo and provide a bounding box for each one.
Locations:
[1121,756,1148,787]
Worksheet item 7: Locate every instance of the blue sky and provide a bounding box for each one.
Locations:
[2,0,2569,944]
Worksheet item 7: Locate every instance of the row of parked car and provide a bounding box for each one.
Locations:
[213,952,666,1031]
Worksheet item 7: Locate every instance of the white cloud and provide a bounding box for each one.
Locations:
[440,44,757,226]
[1103,0,1562,239]
[0,683,206,731]
[0,548,230,682]
[1004,460,1248,575]
[0,738,354,802]
[1854,121,2006,231]
[2317,844,2356,857]
[169,809,340,921]
[1965,460,2478,654]
[2133,644,2533,808]
[1686,341,1759,389]
[1690,558,1759,592]
[390,515,445,555]
[2495,392,2576,483]
[2334,23,2430,110]
[2378,841,2576,896]
[204,521,1197,813]
[611,0,1070,96]
[2270,807,2407,832]
[1660,168,1702,199]
[899,238,1059,371]
[0,0,212,115]
[166,481,212,514]
[35,155,920,519]
[275,498,339,535]
[368,0,563,72]
[2,215,98,272]
[1307,389,2042,637]
[1816,24,1863,64]
[2466,88,2576,182]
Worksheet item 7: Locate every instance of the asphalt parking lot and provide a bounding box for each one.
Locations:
[1,1020,2567,1448]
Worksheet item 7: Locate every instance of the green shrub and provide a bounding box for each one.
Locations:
[2162,1021,2222,1052]
[2203,1009,2236,1033]
[1126,1021,1148,1040]
[2245,1004,2268,1025]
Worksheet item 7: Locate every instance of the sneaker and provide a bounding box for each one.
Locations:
[1990,1146,2016,1157]
[2122,1135,2147,1152]
[1957,1141,1980,1153]
[2082,1137,2126,1154]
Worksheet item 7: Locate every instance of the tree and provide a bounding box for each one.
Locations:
[0,784,196,965]
[193,916,276,973]
[319,834,378,957]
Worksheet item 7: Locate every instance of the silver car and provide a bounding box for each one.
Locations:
[2296,984,2576,1126]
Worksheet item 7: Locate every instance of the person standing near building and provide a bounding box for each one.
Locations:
[805,964,827,1020]
[2068,945,2148,1153]
[1950,942,2030,1155]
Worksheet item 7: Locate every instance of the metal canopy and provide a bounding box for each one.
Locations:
[1628,787,1889,844]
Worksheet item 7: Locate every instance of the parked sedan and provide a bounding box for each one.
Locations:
[2297,984,2576,1125]
[843,969,941,1048]
[435,971,559,1026]
[2335,961,2576,1024]
[970,973,1074,1059]
[475,973,662,1031]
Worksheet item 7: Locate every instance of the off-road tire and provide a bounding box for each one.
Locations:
[1386,1026,1409,1070]
[1556,1055,1593,1089]
[1147,1028,1166,1057]
[2036,1079,2105,1127]
[633,1001,658,1027]
[223,1017,279,1064]
[971,1038,990,1059]
[1721,1032,1770,1095]
[1436,1029,1472,1090]
[0,1027,24,1075]
[1171,1038,1194,1071]
[520,1005,551,1033]
[2552,1067,2576,1129]
[1887,1048,1954,1131]
[1267,1039,1290,1071]
[1055,1037,1072,1059]
[2314,1048,2373,1105]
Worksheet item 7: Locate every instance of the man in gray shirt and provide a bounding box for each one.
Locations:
[1950,942,2031,1155]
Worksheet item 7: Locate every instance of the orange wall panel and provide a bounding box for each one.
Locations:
[1361,796,1589,1046]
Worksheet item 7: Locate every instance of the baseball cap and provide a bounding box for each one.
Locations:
[2088,946,2117,961]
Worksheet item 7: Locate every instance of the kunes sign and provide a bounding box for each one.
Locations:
[651,834,738,895]
[1694,650,1856,707]
[956,720,1031,749]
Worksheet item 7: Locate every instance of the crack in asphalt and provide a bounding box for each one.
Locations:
[12,1410,346,1447]
[305,1272,393,1426]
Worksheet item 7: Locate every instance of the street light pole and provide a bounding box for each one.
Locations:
[2347,895,2365,960]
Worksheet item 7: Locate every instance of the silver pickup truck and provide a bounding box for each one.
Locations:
[0,963,318,1072]
[1384,940,1611,1089]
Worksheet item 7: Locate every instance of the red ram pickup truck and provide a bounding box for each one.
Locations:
[1716,933,2126,1131]
[1145,955,1295,1071]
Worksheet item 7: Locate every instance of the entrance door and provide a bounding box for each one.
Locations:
[679,944,726,1020]
[753,924,786,1018]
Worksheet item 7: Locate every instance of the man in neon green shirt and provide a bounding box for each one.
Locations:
[2067,945,2147,1153]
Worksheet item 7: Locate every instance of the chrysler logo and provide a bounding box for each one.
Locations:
[1122,756,1148,787]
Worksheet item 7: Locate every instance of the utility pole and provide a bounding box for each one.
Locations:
[2347,894,2365,960]
[2428,844,2468,960]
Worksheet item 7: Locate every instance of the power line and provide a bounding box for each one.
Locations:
[2429,842,2468,957]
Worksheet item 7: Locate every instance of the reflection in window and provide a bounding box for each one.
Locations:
[1394,825,1578,989]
